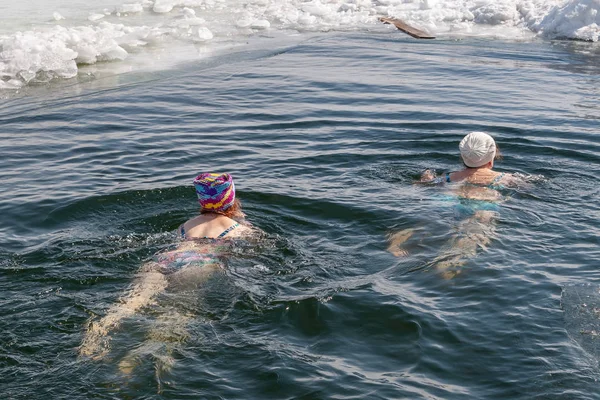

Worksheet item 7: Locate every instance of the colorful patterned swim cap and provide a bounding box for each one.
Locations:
[193,173,235,212]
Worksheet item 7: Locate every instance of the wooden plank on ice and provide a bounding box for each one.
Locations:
[379,17,435,40]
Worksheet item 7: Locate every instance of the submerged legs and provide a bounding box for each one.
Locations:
[79,269,168,359]
[434,210,497,278]
[387,229,414,257]
[388,210,498,279]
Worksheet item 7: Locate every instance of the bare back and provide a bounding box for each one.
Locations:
[181,214,251,239]
[448,169,506,186]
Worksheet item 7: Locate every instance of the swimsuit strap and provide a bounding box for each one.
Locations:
[216,223,240,238]
[180,222,240,239]
[490,173,504,186]
[430,172,451,184]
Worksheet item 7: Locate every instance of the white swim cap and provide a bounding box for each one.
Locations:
[459,131,497,168]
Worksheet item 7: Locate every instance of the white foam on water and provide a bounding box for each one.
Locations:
[1,0,599,91]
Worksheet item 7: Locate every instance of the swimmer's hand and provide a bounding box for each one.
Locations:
[417,169,445,184]
[420,169,436,182]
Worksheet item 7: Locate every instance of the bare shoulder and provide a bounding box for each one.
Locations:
[228,222,259,238]
[182,215,204,230]
[448,171,460,182]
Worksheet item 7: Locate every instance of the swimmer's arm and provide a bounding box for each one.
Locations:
[500,173,533,189]
[79,266,168,359]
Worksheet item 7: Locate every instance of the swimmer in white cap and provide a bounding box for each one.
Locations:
[420,131,511,187]
[388,132,516,278]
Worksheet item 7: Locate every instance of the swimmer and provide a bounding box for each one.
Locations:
[79,173,255,368]
[389,132,515,278]
[420,131,515,191]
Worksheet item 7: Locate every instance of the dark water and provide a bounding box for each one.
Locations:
[1,33,600,399]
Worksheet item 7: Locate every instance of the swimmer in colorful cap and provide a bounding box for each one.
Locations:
[80,172,255,366]
[179,172,251,239]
